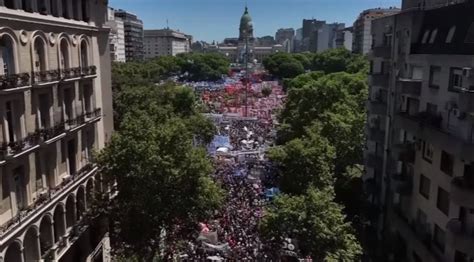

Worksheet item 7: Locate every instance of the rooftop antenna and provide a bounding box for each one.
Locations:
[166,19,169,29]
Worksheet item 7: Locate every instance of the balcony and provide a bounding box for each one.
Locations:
[451,176,474,209]
[394,112,474,161]
[398,78,422,96]
[371,45,391,58]
[0,164,98,246]
[367,127,385,143]
[85,108,102,120]
[62,66,97,80]
[370,73,389,87]
[390,209,440,262]
[0,133,42,160]
[0,73,31,91]
[38,123,66,144]
[366,152,383,171]
[32,69,61,85]
[446,219,474,258]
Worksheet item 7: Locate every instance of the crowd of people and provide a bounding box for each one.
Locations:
[172,74,286,261]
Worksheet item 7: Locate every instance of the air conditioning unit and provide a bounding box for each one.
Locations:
[462,67,472,78]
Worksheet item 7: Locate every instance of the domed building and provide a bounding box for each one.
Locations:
[205,6,285,64]
[239,6,254,41]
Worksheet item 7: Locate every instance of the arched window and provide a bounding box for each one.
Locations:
[33,38,47,72]
[37,0,47,15]
[80,41,88,68]
[62,0,69,19]
[60,39,70,69]
[0,35,15,75]
[4,0,15,9]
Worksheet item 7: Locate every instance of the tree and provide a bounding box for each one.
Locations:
[262,53,306,79]
[260,187,362,261]
[268,124,335,195]
[97,82,223,261]
[312,48,368,74]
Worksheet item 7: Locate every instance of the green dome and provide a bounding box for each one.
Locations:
[239,6,254,39]
[240,7,252,27]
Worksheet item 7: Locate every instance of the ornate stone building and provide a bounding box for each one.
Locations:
[0,0,114,261]
[206,6,285,64]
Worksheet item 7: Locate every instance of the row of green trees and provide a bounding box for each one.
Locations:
[112,53,229,87]
[262,48,368,79]
[97,55,226,260]
[260,48,369,260]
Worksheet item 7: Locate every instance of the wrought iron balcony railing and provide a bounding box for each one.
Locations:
[0,73,31,90]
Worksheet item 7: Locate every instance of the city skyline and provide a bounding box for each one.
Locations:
[109,0,400,42]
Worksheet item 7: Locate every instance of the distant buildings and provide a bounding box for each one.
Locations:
[300,19,345,52]
[107,7,126,63]
[203,6,285,63]
[334,27,353,51]
[275,28,295,53]
[144,29,192,59]
[352,7,399,54]
[114,9,144,61]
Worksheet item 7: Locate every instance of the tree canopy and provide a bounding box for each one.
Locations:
[261,49,369,259]
[97,82,222,261]
[260,187,362,261]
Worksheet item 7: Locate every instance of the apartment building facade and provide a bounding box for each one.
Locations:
[366,1,474,261]
[0,0,114,261]
[144,29,191,59]
[106,7,126,63]
[114,9,143,61]
[353,7,400,55]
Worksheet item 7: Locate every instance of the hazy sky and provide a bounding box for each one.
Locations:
[109,0,400,42]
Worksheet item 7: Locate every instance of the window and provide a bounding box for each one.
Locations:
[64,88,74,122]
[421,30,430,44]
[38,93,51,129]
[2,171,9,200]
[446,26,456,43]
[83,84,93,113]
[429,66,441,88]
[436,187,450,216]
[60,39,70,69]
[422,141,434,163]
[433,224,446,252]
[449,68,463,91]
[5,101,17,143]
[80,41,89,68]
[440,151,454,176]
[426,103,438,115]
[33,38,46,72]
[419,174,431,199]
[429,29,438,44]
[412,66,423,80]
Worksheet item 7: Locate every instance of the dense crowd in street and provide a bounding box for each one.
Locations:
[173,74,284,261]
